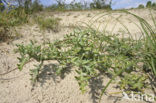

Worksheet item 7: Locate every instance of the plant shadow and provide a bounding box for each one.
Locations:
[88,71,123,103]
[89,73,104,103]
[37,63,72,86]
[148,73,156,96]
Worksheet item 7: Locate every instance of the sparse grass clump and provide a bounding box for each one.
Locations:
[0,27,11,42]
[35,16,61,32]
[0,8,28,27]
[0,8,29,42]
[125,11,156,78]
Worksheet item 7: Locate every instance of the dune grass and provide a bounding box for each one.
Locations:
[123,10,156,77]
[0,8,29,42]
[34,16,61,32]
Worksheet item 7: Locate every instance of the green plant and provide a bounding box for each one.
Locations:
[152,2,156,8]
[16,28,145,99]
[31,0,43,13]
[35,16,61,32]
[0,0,5,11]
[124,11,156,77]
[138,4,144,9]
[146,1,152,8]
[0,8,28,27]
[87,13,91,17]
[90,0,112,10]
[119,74,147,91]
[15,10,156,103]
[69,2,83,10]
[0,8,29,42]
[45,4,58,11]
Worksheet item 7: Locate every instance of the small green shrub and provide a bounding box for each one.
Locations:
[90,0,112,10]
[87,13,91,17]
[138,4,144,9]
[31,0,43,13]
[0,8,28,26]
[69,2,83,10]
[0,1,5,11]
[35,17,61,32]
[45,4,66,11]
[45,4,58,11]
[152,2,156,8]
[146,1,152,8]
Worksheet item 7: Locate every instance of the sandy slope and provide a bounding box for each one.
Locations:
[0,9,155,103]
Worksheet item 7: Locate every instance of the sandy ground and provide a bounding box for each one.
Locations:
[0,9,156,103]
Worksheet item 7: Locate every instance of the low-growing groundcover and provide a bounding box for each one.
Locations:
[16,12,156,102]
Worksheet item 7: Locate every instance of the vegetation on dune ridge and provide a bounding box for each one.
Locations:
[0,0,60,42]
[0,7,29,42]
[34,16,61,32]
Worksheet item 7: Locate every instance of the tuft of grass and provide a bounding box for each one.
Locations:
[123,10,156,78]
[0,8,29,42]
[0,27,11,42]
[87,13,91,17]
[0,8,28,27]
[35,16,61,32]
